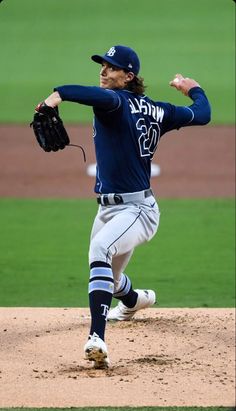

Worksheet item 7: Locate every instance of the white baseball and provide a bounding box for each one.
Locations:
[173,78,180,83]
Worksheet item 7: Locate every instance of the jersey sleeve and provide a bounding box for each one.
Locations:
[160,87,211,132]
[54,85,121,111]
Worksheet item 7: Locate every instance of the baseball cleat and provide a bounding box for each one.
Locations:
[107,289,156,321]
[84,332,109,369]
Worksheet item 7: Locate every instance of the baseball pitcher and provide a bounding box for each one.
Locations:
[31,45,211,369]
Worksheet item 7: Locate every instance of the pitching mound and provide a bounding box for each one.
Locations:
[0,307,234,407]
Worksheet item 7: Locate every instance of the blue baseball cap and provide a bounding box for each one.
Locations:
[91,45,140,75]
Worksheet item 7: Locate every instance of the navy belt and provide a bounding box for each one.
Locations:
[97,188,153,206]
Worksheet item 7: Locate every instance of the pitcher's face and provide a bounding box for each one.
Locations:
[99,61,134,89]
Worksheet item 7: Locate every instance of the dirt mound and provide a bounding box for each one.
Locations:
[0,307,234,407]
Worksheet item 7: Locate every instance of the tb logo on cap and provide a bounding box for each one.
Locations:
[106,46,116,57]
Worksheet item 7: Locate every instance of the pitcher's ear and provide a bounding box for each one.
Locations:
[126,72,135,83]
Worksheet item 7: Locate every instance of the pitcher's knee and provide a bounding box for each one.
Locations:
[89,238,112,265]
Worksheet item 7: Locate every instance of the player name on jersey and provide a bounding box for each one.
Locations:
[128,97,164,123]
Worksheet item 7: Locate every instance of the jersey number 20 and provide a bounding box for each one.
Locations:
[136,118,160,160]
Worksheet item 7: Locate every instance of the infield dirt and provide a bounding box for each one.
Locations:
[0,125,234,198]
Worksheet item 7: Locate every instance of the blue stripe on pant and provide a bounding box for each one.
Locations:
[89,279,114,294]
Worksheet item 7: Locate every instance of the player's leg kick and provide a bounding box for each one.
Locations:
[108,253,156,321]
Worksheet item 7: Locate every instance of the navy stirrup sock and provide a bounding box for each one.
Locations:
[118,289,138,308]
[89,262,114,341]
[113,273,138,308]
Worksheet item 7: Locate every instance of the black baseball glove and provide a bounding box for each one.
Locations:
[30,102,70,152]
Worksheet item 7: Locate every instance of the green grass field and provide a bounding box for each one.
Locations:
[0,0,235,124]
[0,1,235,410]
[0,198,234,307]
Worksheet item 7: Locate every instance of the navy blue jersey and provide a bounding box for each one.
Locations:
[55,85,211,194]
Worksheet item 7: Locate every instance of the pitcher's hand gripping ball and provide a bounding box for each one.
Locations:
[30,102,70,152]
